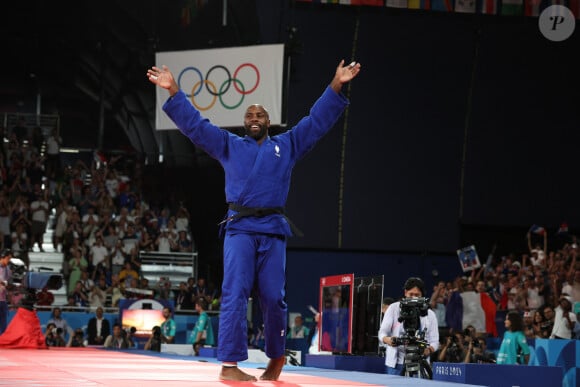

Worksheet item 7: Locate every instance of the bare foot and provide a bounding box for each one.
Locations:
[219,366,257,381]
[259,355,285,381]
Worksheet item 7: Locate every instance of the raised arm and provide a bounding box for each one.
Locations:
[542,230,548,254]
[567,249,577,278]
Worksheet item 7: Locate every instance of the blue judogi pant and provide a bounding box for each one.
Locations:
[217,232,287,362]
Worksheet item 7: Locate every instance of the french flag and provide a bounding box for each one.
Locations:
[94,150,106,164]
[529,224,545,235]
[557,222,569,235]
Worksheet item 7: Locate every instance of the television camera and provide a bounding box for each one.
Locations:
[392,297,433,379]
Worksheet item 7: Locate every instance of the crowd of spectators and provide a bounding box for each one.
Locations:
[0,122,201,311]
[1,121,220,349]
[426,230,580,364]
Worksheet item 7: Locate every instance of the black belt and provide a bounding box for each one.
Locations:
[218,203,303,237]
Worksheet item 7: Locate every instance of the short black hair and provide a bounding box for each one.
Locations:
[403,277,425,296]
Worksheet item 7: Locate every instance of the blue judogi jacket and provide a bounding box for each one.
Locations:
[163,86,349,236]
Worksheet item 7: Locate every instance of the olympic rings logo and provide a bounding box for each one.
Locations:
[177,64,260,111]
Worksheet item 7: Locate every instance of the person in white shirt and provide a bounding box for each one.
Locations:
[89,236,109,271]
[156,228,172,253]
[550,295,577,339]
[561,268,580,305]
[29,189,50,252]
[45,128,61,178]
[378,277,439,377]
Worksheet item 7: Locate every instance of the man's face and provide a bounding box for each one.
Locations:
[244,105,269,141]
[404,286,422,298]
[543,307,554,320]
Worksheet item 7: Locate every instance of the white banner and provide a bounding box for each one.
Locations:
[155,44,284,130]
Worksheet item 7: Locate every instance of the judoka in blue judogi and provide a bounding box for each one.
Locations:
[147,59,361,381]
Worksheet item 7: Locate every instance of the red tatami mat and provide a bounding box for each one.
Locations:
[0,348,382,387]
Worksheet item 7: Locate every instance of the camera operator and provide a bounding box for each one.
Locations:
[378,277,439,375]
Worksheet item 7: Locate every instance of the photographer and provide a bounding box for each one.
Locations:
[104,323,130,349]
[45,323,66,347]
[69,328,85,347]
[378,277,439,376]
[438,331,466,363]
[465,337,496,364]
[144,325,165,352]
[125,326,137,348]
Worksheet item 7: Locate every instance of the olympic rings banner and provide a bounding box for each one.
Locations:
[155,44,284,130]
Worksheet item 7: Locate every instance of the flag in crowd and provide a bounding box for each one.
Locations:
[93,150,107,167]
[446,289,498,337]
[557,222,569,235]
[295,0,580,18]
[529,224,546,235]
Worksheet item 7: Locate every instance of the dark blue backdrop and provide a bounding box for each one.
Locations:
[251,3,580,320]
[254,3,580,254]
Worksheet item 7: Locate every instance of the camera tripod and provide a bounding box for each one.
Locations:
[400,354,432,379]
[399,342,432,379]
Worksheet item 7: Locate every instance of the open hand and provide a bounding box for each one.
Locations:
[147,65,179,95]
[330,59,362,93]
[336,59,361,83]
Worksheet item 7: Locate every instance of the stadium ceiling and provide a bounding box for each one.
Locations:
[1,0,262,166]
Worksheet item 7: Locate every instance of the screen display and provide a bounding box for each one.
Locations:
[121,309,165,336]
[318,273,354,353]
